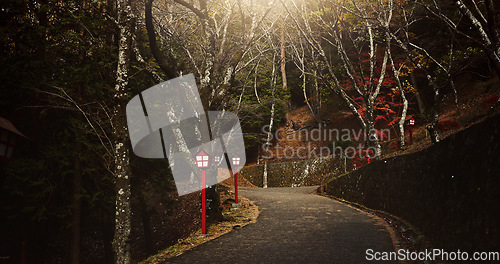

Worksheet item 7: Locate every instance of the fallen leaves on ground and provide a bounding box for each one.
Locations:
[139,192,259,264]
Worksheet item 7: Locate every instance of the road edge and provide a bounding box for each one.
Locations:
[314,188,433,264]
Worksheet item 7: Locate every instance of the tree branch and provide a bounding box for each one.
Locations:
[145,0,177,79]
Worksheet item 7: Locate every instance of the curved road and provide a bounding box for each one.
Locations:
[170,186,396,263]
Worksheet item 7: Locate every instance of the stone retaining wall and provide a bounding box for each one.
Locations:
[240,155,341,187]
[323,115,500,252]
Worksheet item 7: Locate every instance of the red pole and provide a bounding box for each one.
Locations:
[409,126,413,145]
[201,170,206,234]
[234,171,238,203]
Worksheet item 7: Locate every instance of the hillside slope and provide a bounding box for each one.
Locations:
[259,74,499,166]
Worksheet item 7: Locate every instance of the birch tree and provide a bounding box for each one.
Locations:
[419,0,500,77]
[386,30,409,148]
[284,0,394,158]
[417,0,500,110]
[262,53,278,188]
[289,31,323,126]
[140,0,276,218]
[145,0,274,110]
[379,1,469,143]
[112,0,134,262]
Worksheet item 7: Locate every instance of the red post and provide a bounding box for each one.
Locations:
[234,171,238,203]
[232,155,241,204]
[409,126,413,145]
[201,170,206,234]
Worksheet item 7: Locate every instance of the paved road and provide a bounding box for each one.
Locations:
[170,187,396,263]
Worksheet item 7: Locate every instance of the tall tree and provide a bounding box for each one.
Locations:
[142,0,276,218]
[112,0,134,262]
[418,0,500,111]
[284,0,394,158]
[262,53,279,188]
[381,0,472,143]
[289,36,323,126]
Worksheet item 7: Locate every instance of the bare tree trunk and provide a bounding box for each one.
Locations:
[428,87,441,144]
[238,60,261,112]
[454,0,500,77]
[297,42,322,125]
[397,86,408,149]
[112,0,133,263]
[145,0,176,79]
[263,54,278,188]
[280,18,288,93]
[366,100,382,158]
[254,61,262,104]
[387,30,442,144]
[386,31,408,148]
[280,16,291,125]
[423,0,500,78]
[301,63,321,125]
[289,34,322,125]
[302,74,319,123]
[262,159,269,188]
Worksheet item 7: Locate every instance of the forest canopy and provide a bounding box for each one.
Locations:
[0,0,498,263]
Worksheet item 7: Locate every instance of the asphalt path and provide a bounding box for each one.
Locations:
[170,186,397,263]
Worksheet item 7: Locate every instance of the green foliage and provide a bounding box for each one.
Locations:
[0,0,122,261]
[238,97,287,151]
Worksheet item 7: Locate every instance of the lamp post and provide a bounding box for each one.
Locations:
[196,150,209,234]
[232,155,241,203]
[408,117,415,145]
[214,155,222,166]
